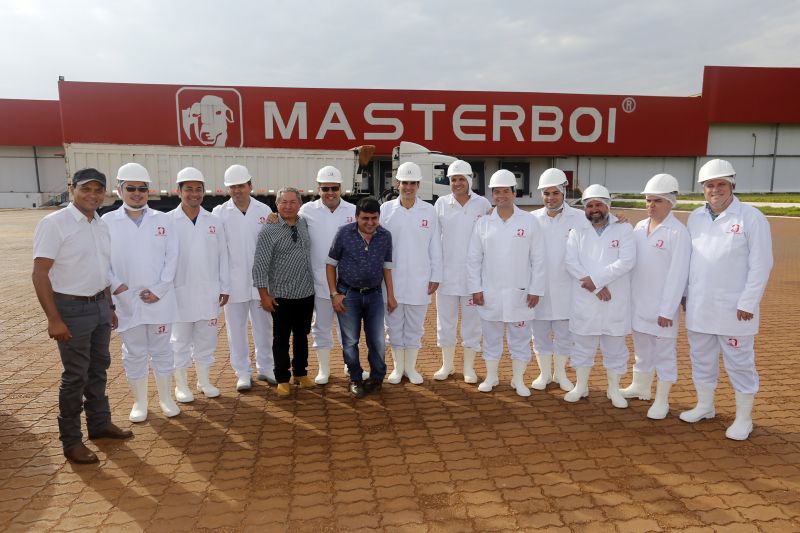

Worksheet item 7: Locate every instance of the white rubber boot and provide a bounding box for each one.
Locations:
[404,348,424,385]
[620,370,655,400]
[433,346,455,380]
[128,377,148,423]
[647,380,673,420]
[606,370,628,408]
[531,354,552,390]
[174,367,194,403]
[510,359,531,397]
[343,366,370,380]
[679,385,716,423]
[478,359,500,392]
[195,362,220,398]
[463,348,478,384]
[314,348,331,385]
[552,355,574,392]
[564,367,591,403]
[387,348,405,385]
[725,391,755,441]
[154,373,181,418]
[236,374,252,392]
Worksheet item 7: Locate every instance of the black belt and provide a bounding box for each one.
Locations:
[343,285,381,294]
[54,290,105,302]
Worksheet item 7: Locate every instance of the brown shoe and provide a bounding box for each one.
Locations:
[64,443,99,464]
[89,422,134,440]
[296,376,316,389]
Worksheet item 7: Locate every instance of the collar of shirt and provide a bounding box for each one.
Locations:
[705,195,740,220]
[488,204,523,221]
[66,202,100,223]
[446,192,476,207]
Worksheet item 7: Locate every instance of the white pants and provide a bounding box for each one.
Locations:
[385,303,427,349]
[531,319,572,357]
[571,334,629,375]
[171,318,220,369]
[311,295,341,349]
[632,331,678,383]
[687,330,758,394]
[436,294,482,350]
[120,323,173,379]
[224,300,274,377]
[482,320,532,362]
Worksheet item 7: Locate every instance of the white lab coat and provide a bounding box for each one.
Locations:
[212,197,272,303]
[434,192,492,296]
[168,206,231,323]
[530,203,590,320]
[685,197,773,336]
[298,198,356,299]
[466,206,546,323]
[102,207,178,333]
[565,214,635,336]
[380,197,443,305]
[631,212,691,338]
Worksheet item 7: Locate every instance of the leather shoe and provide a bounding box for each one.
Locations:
[64,443,99,464]
[349,381,366,399]
[89,423,133,440]
[363,378,382,394]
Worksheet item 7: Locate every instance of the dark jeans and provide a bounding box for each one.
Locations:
[337,289,387,382]
[272,295,315,383]
[54,298,113,450]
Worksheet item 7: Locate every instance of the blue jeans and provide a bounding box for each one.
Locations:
[337,289,386,382]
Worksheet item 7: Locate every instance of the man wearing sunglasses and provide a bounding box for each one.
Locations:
[252,188,316,397]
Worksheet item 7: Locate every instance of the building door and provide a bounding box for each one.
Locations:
[466,160,486,196]
[501,161,530,198]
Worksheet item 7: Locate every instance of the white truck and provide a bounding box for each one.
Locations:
[64,141,457,207]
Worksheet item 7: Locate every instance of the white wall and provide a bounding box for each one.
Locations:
[0,146,67,207]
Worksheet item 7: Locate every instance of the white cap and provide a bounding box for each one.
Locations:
[396,162,423,182]
[582,184,611,206]
[538,168,568,190]
[447,160,473,177]
[488,169,517,188]
[117,162,151,183]
[224,164,252,187]
[177,166,205,184]
[316,165,343,184]
[698,159,736,184]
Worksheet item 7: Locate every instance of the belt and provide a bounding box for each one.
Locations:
[343,285,381,294]
[53,290,105,303]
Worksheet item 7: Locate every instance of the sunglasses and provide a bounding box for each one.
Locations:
[124,185,149,193]
[319,186,340,192]
[290,225,298,243]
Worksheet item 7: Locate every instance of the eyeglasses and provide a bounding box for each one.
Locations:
[319,186,340,192]
[124,185,149,193]
[290,225,298,243]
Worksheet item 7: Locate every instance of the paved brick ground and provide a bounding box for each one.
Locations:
[1,208,799,532]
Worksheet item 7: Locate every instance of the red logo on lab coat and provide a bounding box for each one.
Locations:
[156,325,167,334]
[258,216,266,224]
[516,228,525,237]
[729,223,742,234]
[610,239,620,248]
[346,216,354,223]
[421,219,429,228]
[208,318,218,326]
[655,239,665,249]
[208,225,216,234]
[727,338,740,348]
[156,226,166,236]
[514,321,527,328]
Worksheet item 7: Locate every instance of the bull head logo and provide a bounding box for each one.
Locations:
[176,87,243,147]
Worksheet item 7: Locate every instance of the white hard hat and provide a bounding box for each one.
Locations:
[117,162,151,183]
[582,184,611,203]
[447,160,473,178]
[538,168,568,189]
[488,169,517,189]
[642,173,679,195]
[224,164,252,187]
[316,165,343,184]
[698,159,736,184]
[396,162,423,182]
[177,166,205,184]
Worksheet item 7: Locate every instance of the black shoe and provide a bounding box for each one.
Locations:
[363,378,383,394]
[349,381,366,399]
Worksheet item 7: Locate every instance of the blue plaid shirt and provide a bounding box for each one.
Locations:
[326,222,392,291]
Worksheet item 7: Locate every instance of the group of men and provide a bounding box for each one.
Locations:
[33,155,772,464]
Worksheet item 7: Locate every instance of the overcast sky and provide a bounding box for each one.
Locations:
[2,0,798,100]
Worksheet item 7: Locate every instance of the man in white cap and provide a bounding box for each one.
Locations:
[529,168,588,393]
[466,169,545,397]
[168,167,230,403]
[622,174,690,419]
[103,163,181,422]
[563,184,635,408]
[680,159,772,440]
[433,160,491,383]
[380,161,442,385]
[212,164,275,391]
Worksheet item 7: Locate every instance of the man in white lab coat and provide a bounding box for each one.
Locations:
[680,159,773,441]
[529,168,588,393]
[622,174,690,419]
[433,160,491,383]
[103,163,180,422]
[168,167,230,403]
[212,164,275,392]
[563,184,635,408]
[380,162,443,385]
[466,169,546,397]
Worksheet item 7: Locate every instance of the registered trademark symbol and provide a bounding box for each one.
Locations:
[622,97,636,113]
